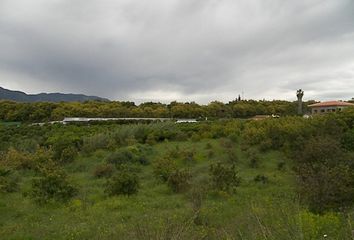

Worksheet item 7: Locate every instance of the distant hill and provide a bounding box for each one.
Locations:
[0,87,109,102]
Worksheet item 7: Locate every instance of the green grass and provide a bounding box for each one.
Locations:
[0,139,352,239]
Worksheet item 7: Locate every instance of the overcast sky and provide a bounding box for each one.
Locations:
[0,0,353,103]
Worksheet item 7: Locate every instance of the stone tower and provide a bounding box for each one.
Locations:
[296,89,304,115]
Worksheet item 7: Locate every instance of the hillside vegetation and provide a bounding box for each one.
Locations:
[0,109,354,239]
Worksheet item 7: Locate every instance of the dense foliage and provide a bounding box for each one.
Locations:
[0,99,313,122]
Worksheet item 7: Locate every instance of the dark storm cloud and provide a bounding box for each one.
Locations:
[0,0,354,103]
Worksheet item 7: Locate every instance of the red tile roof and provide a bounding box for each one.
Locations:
[308,101,354,108]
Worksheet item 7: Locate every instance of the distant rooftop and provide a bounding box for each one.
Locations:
[308,101,354,108]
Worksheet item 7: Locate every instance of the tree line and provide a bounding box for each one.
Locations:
[0,99,314,122]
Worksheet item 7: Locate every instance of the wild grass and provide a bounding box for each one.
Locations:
[0,138,353,239]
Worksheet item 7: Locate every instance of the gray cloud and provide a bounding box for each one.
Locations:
[0,0,353,103]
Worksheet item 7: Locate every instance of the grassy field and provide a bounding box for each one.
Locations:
[0,138,350,239]
[0,120,353,239]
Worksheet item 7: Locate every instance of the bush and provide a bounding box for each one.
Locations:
[277,161,286,170]
[0,168,19,193]
[106,148,135,166]
[296,137,354,213]
[153,157,177,182]
[106,145,151,167]
[205,143,212,150]
[31,148,55,172]
[93,164,114,178]
[3,147,33,170]
[30,166,77,204]
[219,138,233,149]
[254,174,269,184]
[188,184,207,225]
[209,162,241,192]
[167,169,192,193]
[48,135,81,161]
[181,150,196,165]
[145,133,157,145]
[167,146,180,159]
[207,150,215,159]
[341,129,354,151]
[59,146,78,164]
[82,133,113,154]
[190,133,201,142]
[227,150,238,163]
[246,149,260,168]
[105,168,139,196]
[228,133,239,143]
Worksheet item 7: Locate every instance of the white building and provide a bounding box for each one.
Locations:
[308,101,354,114]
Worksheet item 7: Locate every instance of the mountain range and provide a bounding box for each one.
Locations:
[0,87,109,102]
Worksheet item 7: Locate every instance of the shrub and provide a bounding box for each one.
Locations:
[3,147,33,170]
[93,164,114,178]
[181,150,196,165]
[277,161,286,171]
[246,149,260,168]
[227,150,238,163]
[145,133,156,145]
[59,146,78,164]
[167,169,192,193]
[341,129,354,151]
[249,155,260,168]
[259,139,272,152]
[30,166,77,204]
[209,162,241,192]
[153,157,177,182]
[167,146,180,159]
[106,145,151,167]
[207,150,215,159]
[82,133,113,153]
[137,155,149,166]
[219,138,233,149]
[126,135,138,146]
[106,148,135,166]
[190,133,201,142]
[228,133,239,143]
[105,168,139,196]
[205,143,212,150]
[254,174,269,184]
[49,135,81,161]
[188,185,207,226]
[0,168,19,193]
[296,137,354,213]
[31,148,55,172]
